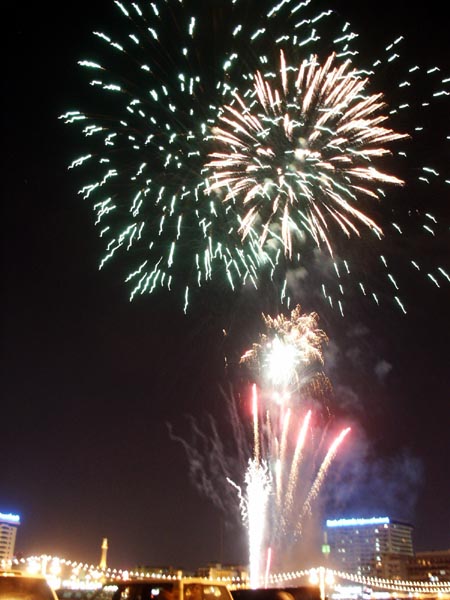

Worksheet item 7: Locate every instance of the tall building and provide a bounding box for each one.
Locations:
[0,512,21,565]
[325,516,414,578]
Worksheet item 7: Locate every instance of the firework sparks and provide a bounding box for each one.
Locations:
[232,307,349,580]
[284,409,312,515]
[205,50,408,258]
[239,384,350,583]
[61,0,448,313]
[296,426,351,534]
[171,385,349,581]
[241,304,329,395]
[216,4,449,314]
[59,1,278,311]
[228,456,272,589]
[171,306,350,578]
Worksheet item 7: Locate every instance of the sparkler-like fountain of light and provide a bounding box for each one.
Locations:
[228,460,272,589]
[228,384,273,589]
[232,382,350,587]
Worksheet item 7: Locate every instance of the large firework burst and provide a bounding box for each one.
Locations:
[205,50,408,258]
[60,1,274,311]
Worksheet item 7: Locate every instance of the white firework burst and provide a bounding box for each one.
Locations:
[206,50,408,258]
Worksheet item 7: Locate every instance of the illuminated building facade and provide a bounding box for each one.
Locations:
[325,517,414,578]
[0,512,21,565]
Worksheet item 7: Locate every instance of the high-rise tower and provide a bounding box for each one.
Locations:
[325,516,414,578]
[0,512,21,565]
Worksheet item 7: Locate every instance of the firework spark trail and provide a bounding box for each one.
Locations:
[206,50,408,259]
[264,548,272,589]
[252,383,260,462]
[275,408,291,508]
[226,421,272,591]
[218,1,449,313]
[171,370,349,576]
[231,306,340,568]
[284,409,312,517]
[297,425,351,533]
[170,332,348,576]
[167,405,249,517]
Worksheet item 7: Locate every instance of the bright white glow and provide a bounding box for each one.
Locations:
[246,459,271,589]
[326,516,390,527]
[0,512,20,524]
[265,336,300,387]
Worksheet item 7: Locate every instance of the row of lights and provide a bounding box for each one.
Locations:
[4,556,450,595]
[334,570,450,594]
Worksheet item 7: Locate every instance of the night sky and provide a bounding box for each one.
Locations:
[2,0,449,572]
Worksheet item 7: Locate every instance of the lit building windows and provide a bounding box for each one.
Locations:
[325,516,414,578]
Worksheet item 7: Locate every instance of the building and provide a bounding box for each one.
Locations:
[196,563,249,583]
[407,549,450,582]
[325,516,414,578]
[0,512,21,565]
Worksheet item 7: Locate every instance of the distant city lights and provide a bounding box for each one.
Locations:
[326,517,390,528]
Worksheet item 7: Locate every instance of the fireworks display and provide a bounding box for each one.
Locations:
[234,308,349,583]
[61,0,449,314]
[172,306,349,583]
[240,304,328,394]
[59,1,272,312]
[229,382,350,586]
[228,448,272,590]
[59,0,447,581]
[3,0,450,580]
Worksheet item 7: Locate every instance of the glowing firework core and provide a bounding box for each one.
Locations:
[266,336,301,388]
[242,305,328,393]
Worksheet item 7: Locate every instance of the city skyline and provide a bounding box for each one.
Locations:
[3,512,448,577]
[2,0,449,572]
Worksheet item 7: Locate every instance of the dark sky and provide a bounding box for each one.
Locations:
[2,0,449,572]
